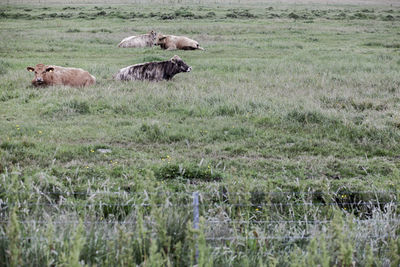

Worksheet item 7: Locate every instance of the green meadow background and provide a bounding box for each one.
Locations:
[0,1,399,266]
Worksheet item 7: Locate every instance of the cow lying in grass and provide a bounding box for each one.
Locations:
[114,55,191,82]
[27,64,96,87]
[118,30,158,48]
[156,34,204,50]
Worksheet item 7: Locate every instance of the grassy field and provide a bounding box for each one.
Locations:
[0,1,400,266]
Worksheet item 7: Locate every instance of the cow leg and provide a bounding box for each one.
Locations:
[182,46,195,50]
[84,79,92,87]
[166,45,177,50]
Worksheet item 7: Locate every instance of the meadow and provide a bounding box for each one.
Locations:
[0,1,400,266]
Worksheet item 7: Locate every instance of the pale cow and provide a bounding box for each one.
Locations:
[156,34,204,50]
[118,30,158,48]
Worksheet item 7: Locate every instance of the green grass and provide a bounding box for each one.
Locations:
[0,2,400,266]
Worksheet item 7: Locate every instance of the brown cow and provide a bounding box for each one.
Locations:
[27,64,96,87]
[118,30,158,48]
[114,55,191,82]
[156,34,204,51]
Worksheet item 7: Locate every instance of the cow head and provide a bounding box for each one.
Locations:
[27,64,54,86]
[149,30,158,45]
[155,34,167,46]
[171,55,191,72]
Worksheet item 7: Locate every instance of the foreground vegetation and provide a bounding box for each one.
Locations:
[0,2,400,266]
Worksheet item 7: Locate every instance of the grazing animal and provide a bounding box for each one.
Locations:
[118,30,158,48]
[27,64,96,87]
[156,34,204,50]
[114,55,191,82]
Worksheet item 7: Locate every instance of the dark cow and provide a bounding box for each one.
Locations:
[114,55,192,82]
[27,64,96,87]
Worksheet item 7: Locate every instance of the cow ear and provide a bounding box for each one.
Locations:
[27,67,34,72]
[171,55,181,62]
[46,67,54,73]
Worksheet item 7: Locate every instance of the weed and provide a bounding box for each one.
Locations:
[174,7,195,18]
[226,9,257,19]
[205,11,216,18]
[154,163,222,182]
[161,13,175,20]
[91,28,112,33]
[382,14,395,21]
[6,208,22,267]
[66,28,81,33]
[0,60,10,75]
[286,110,336,125]
[288,12,300,19]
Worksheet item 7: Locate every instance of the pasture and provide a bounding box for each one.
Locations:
[0,1,400,266]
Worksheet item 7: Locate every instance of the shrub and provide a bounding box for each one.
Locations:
[288,12,300,19]
[174,8,195,18]
[160,13,175,20]
[226,9,257,19]
[205,11,216,18]
[154,163,223,182]
[66,28,81,33]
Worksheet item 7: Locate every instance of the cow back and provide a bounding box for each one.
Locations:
[115,61,180,82]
